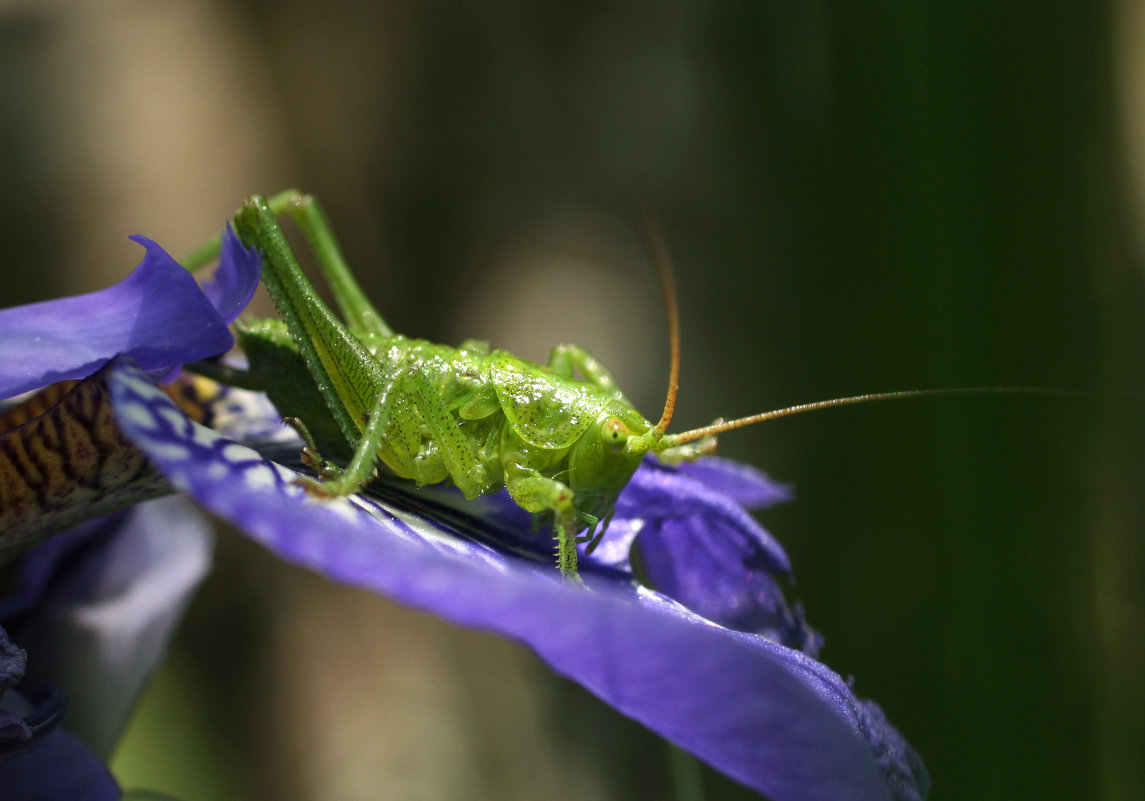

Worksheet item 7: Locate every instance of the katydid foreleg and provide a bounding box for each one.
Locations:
[503,454,581,579]
[233,196,392,486]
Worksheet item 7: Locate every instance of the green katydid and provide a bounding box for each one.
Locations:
[184,190,1057,581]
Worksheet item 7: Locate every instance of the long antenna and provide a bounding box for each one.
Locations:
[659,386,1081,447]
[639,207,680,441]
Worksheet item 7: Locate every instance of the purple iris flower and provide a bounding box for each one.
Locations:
[0,230,251,799]
[1,624,119,801]
[0,224,258,398]
[0,225,929,801]
[0,498,212,801]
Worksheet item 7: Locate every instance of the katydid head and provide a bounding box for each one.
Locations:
[566,403,654,521]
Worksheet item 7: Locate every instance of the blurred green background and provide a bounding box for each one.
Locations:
[3,1,1144,799]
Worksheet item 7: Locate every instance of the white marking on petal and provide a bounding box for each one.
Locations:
[354,497,505,569]
[192,424,221,447]
[134,383,167,402]
[220,443,257,464]
[140,441,194,462]
[240,463,279,491]
[116,401,158,430]
[326,499,365,524]
[158,406,189,432]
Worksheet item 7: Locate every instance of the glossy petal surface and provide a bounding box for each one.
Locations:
[0,230,260,400]
[109,357,928,801]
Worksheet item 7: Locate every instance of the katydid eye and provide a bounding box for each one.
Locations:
[603,417,628,452]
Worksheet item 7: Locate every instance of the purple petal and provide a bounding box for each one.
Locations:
[618,461,792,574]
[200,224,262,326]
[0,629,24,693]
[0,630,120,801]
[0,498,212,758]
[856,700,931,801]
[607,460,813,645]
[0,690,120,801]
[674,456,793,509]
[0,234,256,400]
[0,728,121,801]
[109,357,924,801]
[637,514,823,653]
[0,517,126,623]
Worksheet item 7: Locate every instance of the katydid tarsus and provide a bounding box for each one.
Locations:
[184,190,1060,581]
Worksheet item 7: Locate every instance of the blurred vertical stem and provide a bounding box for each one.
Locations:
[1102,6,1145,800]
[666,743,705,801]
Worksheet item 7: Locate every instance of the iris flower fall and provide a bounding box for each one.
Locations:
[0,223,929,801]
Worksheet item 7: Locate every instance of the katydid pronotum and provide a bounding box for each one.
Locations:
[185,191,1054,581]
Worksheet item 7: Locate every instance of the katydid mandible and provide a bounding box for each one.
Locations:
[186,191,1046,581]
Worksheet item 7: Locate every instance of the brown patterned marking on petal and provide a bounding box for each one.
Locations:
[0,380,79,432]
[0,366,172,562]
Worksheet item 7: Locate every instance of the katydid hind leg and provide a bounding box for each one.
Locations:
[287,360,483,497]
[181,189,309,272]
[234,196,384,451]
[184,188,393,347]
[295,382,396,497]
[278,192,395,339]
